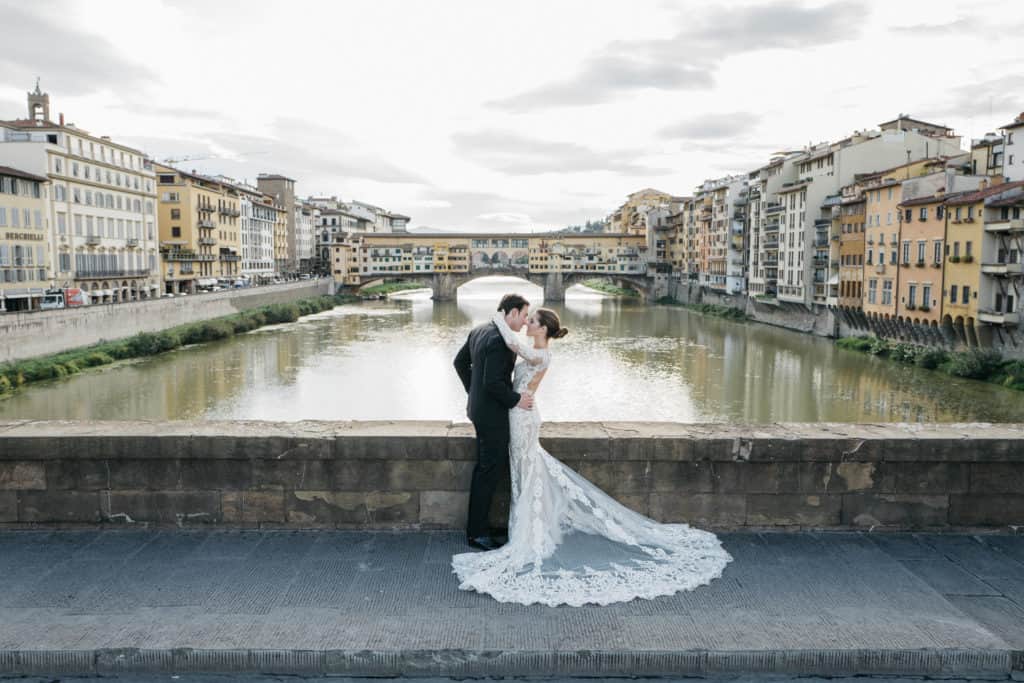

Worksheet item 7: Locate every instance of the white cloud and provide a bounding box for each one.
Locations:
[1,0,1020,231]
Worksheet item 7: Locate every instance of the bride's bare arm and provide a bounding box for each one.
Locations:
[491,312,545,365]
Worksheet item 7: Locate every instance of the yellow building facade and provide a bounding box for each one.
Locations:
[0,166,50,311]
[154,164,242,294]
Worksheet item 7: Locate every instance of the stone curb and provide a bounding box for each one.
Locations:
[0,647,1016,677]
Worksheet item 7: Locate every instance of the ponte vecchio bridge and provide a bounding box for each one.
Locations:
[329,231,656,301]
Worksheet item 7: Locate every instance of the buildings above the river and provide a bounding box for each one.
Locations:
[0,83,161,310]
[327,232,647,286]
[0,165,51,311]
[626,113,1024,350]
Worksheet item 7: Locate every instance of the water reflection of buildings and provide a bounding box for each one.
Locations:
[5,280,1024,423]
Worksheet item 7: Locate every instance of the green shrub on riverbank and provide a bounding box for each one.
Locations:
[360,281,430,296]
[581,279,640,297]
[836,336,1024,391]
[0,292,359,397]
[655,296,748,321]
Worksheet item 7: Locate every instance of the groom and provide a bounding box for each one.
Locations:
[453,293,534,551]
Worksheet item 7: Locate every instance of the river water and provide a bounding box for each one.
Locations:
[3,277,1023,423]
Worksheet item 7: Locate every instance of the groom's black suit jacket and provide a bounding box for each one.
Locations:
[454,321,520,434]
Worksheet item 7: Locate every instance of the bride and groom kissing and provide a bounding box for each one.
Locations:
[451,293,732,607]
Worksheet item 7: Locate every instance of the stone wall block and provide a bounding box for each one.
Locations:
[841,493,948,528]
[714,462,802,494]
[252,460,331,490]
[949,494,1024,526]
[286,491,417,526]
[576,461,653,494]
[649,493,746,526]
[103,490,222,525]
[384,460,475,491]
[420,491,469,527]
[969,463,1024,494]
[688,438,746,462]
[335,436,449,461]
[540,436,612,461]
[222,490,285,523]
[226,436,334,461]
[178,460,251,490]
[0,436,72,460]
[746,494,842,527]
[0,462,46,490]
[799,462,886,493]
[328,460,391,491]
[889,462,970,494]
[19,490,101,523]
[607,436,654,461]
[108,459,180,490]
[0,491,17,521]
[44,460,108,490]
[650,462,715,493]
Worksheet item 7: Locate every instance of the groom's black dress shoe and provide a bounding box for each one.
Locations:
[467,535,501,551]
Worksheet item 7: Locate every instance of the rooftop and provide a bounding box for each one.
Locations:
[945,180,1024,206]
[0,165,48,183]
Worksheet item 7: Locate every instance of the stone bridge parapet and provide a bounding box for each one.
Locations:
[0,421,1021,530]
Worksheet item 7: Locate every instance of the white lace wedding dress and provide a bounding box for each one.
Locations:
[451,313,732,606]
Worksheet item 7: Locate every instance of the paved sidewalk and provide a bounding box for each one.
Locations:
[0,530,1022,678]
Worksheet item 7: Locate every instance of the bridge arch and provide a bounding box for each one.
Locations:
[352,269,653,302]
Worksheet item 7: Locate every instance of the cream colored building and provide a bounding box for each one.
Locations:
[0,83,160,303]
[606,189,674,236]
[0,165,50,311]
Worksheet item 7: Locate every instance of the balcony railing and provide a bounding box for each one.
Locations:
[875,263,886,274]
[85,234,101,245]
[198,205,215,214]
[765,203,784,214]
[219,253,241,262]
[76,268,151,279]
[198,219,216,229]
[978,310,1020,325]
[126,238,139,247]
[985,218,1024,233]
[981,262,1024,276]
[199,237,217,246]
[163,251,198,261]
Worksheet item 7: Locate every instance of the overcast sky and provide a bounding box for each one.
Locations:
[2,0,1022,232]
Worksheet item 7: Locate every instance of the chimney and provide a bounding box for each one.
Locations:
[991,174,1005,186]
[978,178,989,191]
[59,112,64,126]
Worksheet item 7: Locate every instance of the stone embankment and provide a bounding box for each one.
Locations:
[0,279,333,363]
[1,420,1021,530]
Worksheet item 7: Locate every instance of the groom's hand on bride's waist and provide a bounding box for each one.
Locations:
[517,392,534,410]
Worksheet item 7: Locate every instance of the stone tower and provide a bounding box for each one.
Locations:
[27,78,49,122]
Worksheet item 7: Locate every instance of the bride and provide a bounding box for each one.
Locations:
[451,307,732,607]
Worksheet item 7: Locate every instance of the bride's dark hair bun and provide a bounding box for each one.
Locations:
[535,308,568,341]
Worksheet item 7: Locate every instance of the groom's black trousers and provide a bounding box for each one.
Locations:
[466,421,510,539]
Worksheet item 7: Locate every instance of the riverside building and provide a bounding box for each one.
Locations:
[0,165,50,311]
[0,83,160,303]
